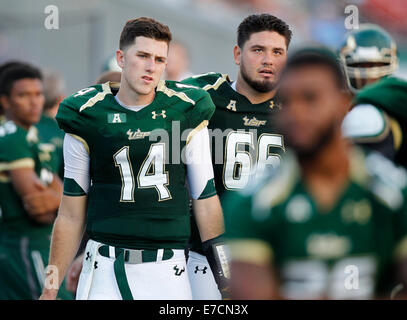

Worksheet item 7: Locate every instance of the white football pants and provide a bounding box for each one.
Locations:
[76,239,192,300]
[187,251,221,300]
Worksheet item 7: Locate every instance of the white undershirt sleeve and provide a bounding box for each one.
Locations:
[185,126,216,200]
[342,104,387,139]
[63,133,91,194]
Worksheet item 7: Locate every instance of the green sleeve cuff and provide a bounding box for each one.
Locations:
[198,178,217,199]
[63,177,86,196]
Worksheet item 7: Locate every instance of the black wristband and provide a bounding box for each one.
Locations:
[202,235,230,293]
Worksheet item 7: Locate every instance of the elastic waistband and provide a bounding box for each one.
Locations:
[98,245,177,264]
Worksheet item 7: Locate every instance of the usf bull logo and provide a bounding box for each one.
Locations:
[173,265,185,276]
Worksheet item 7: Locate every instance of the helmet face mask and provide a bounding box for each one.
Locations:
[339,24,398,92]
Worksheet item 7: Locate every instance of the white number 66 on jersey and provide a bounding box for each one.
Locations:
[223,131,284,190]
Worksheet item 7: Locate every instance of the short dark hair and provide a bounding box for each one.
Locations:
[282,46,347,89]
[0,61,27,111]
[119,17,172,50]
[237,14,292,48]
[0,62,43,96]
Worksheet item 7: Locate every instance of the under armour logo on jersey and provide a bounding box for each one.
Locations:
[226,100,237,112]
[85,252,91,261]
[152,110,166,119]
[173,265,185,276]
[94,261,98,269]
[194,266,207,274]
[269,100,282,110]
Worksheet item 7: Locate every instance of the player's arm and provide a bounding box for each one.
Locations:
[342,104,399,160]
[10,168,61,224]
[393,203,407,299]
[192,196,224,241]
[40,134,90,299]
[21,173,63,220]
[186,125,230,296]
[229,244,278,300]
[40,195,87,299]
[224,189,281,299]
[186,125,223,241]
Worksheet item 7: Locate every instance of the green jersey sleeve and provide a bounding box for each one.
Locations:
[186,89,215,130]
[223,190,276,265]
[354,77,407,119]
[56,83,110,139]
[181,72,229,90]
[160,80,216,131]
[0,122,35,170]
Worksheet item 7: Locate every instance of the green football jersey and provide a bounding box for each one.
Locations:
[56,81,216,250]
[183,72,284,196]
[225,149,407,299]
[353,76,407,167]
[36,114,64,177]
[0,121,54,236]
[182,72,285,253]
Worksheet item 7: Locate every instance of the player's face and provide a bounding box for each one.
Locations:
[117,36,168,97]
[234,31,287,93]
[277,65,346,157]
[1,78,44,128]
[348,62,386,89]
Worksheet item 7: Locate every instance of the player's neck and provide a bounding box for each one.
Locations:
[116,81,155,106]
[45,105,59,119]
[300,133,349,179]
[299,133,350,211]
[235,75,277,104]
[6,114,31,130]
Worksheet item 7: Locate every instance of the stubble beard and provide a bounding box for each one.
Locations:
[240,60,278,93]
[292,119,339,161]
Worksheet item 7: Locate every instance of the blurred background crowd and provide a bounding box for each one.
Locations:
[0,0,406,94]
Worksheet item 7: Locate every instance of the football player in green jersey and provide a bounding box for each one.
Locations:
[0,63,72,299]
[225,47,407,299]
[0,62,24,125]
[35,71,66,178]
[181,14,292,299]
[64,71,122,295]
[340,24,407,168]
[40,17,225,300]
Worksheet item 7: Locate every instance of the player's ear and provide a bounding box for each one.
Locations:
[116,49,125,69]
[233,45,241,66]
[0,95,10,112]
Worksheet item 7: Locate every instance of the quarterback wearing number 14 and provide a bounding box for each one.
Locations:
[40,17,225,300]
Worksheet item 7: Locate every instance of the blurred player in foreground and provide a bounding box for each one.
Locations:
[341,24,407,167]
[225,47,407,299]
[40,17,224,300]
[0,63,71,299]
[182,13,291,299]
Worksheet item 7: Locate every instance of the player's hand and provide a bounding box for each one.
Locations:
[66,254,84,293]
[39,288,58,300]
[32,178,47,191]
[23,190,59,223]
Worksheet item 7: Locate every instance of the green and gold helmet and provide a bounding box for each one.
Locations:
[339,24,398,92]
